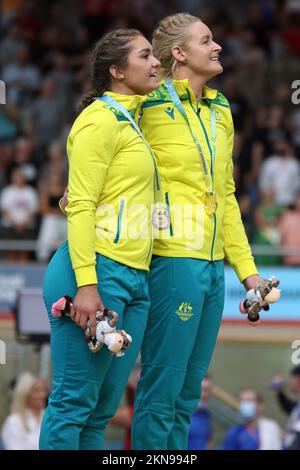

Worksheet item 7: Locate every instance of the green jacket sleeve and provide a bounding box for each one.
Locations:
[223,109,258,282]
[66,108,118,287]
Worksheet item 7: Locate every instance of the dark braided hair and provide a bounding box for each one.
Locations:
[78,28,143,113]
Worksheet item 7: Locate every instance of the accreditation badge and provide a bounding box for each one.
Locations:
[204,191,218,216]
[152,204,170,230]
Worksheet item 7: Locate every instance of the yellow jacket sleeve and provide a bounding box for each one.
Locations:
[223,111,258,282]
[66,110,118,287]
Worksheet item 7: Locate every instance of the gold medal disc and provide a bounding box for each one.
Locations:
[204,192,218,216]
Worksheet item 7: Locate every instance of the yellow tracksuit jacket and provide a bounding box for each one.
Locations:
[66,92,155,287]
[140,79,257,282]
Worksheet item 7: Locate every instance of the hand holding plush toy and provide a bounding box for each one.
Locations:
[239,276,281,325]
[51,295,132,355]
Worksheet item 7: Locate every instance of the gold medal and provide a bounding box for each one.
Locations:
[204,192,218,216]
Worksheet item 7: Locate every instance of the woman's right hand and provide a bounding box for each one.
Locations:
[71,284,104,337]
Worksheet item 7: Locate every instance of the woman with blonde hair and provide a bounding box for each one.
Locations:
[1,372,47,450]
[129,13,260,449]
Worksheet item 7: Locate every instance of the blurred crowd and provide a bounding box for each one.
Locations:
[1,0,300,452]
[1,365,300,450]
[0,0,300,265]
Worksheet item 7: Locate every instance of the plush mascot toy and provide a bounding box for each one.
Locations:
[239,277,281,326]
[51,295,132,355]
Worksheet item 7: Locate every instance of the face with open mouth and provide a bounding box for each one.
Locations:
[180,21,223,80]
[117,35,161,95]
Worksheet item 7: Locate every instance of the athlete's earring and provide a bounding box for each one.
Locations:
[183,57,189,65]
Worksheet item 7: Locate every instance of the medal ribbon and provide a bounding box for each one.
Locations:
[97,96,162,204]
[165,80,217,195]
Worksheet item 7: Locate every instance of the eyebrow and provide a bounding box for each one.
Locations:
[138,47,152,54]
[200,35,212,41]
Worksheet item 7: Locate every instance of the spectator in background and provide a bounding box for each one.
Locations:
[253,188,283,266]
[249,107,268,149]
[0,21,25,67]
[5,136,38,187]
[237,192,255,242]
[0,0,299,265]
[15,0,42,46]
[224,389,282,450]
[270,366,300,450]
[278,193,300,266]
[36,167,67,262]
[39,140,68,185]
[68,25,91,72]
[274,83,295,116]
[31,78,66,159]
[235,29,268,108]
[256,394,282,450]
[237,140,265,213]
[2,45,41,106]
[47,52,73,102]
[281,6,300,56]
[221,74,248,132]
[291,109,300,159]
[1,372,47,450]
[1,0,24,28]
[224,388,260,450]
[259,138,300,208]
[0,167,39,260]
[0,105,19,144]
[188,374,213,450]
[0,142,14,191]
[265,106,287,154]
[131,0,163,38]
[244,2,277,54]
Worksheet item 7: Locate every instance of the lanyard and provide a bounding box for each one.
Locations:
[97,96,162,202]
[165,80,217,194]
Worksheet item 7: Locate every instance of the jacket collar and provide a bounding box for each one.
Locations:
[164,79,218,103]
[102,91,147,111]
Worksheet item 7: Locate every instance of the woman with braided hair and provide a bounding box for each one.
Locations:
[39,29,161,449]
[130,13,260,449]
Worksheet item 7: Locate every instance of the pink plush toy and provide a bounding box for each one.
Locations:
[51,295,132,355]
[51,297,68,317]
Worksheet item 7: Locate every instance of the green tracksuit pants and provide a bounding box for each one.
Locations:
[131,256,225,450]
[39,241,149,450]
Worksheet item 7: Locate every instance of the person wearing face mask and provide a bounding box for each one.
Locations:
[224,389,260,450]
[224,389,282,450]
[39,29,161,450]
